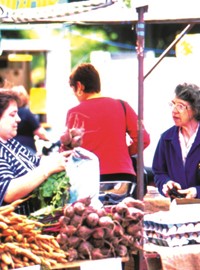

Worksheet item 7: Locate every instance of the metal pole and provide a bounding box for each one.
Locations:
[144,23,194,80]
[136,5,148,201]
[135,6,148,270]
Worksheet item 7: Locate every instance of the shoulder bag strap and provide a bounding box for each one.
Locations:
[119,99,126,115]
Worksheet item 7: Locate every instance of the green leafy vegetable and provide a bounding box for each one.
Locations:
[34,171,70,209]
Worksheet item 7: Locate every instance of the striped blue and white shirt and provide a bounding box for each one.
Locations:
[0,138,41,205]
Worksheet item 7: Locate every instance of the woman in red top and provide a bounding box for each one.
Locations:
[66,63,150,186]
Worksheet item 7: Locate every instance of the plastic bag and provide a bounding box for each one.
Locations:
[66,147,102,207]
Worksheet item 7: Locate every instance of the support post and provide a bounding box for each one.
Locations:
[136,5,148,201]
[135,5,148,270]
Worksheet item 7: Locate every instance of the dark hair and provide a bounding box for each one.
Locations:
[69,63,101,93]
[0,90,20,117]
[0,76,5,88]
[175,83,200,121]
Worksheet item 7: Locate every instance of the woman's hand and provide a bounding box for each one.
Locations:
[162,180,182,197]
[163,181,197,199]
[40,150,73,176]
[178,187,197,199]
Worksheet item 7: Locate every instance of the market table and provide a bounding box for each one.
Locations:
[144,243,200,270]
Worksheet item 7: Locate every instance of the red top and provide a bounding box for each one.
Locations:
[66,97,150,176]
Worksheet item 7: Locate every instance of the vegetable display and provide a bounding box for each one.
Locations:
[33,171,70,210]
[0,198,69,269]
[41,196,145,261]
[33,126,85,210]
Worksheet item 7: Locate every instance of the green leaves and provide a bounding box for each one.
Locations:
[35,171,71,209]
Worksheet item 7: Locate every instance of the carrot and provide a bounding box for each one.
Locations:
[0,252,13,265]
[4,236,13,242]
[15,234,23,242]
[35,240,54,253]
[10,196,32,208]
[3,228,18,237]
[0,205,15,215]
[17,247,41,264]
[0,221,8,230]
[0,214,10,224]
[35,234,55,240]
[0,262,8,270]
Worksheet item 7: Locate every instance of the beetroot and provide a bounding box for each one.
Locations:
[103,227,113,239]
[56,232,68,245]
[126,222,142,236]
[59,215,70,226]
[73,201,86,216]
[112,212,123,222]
[70,127,84,137]
[63,204,74,218]
[78,241,93,260]
[91,238,105,248]
[92,227,105,239]
[125,207,144,222]
[60,128,72,146]
[86,212,99,227]
[98,216,114,229]
[76,226,94,240]
[70,214,83,227]
[116,244,128,257]
[91,248,106,260]
[112,202,128,216]
[70,135,83,148]
[67,236,82,248]
[74,196,91,207]
[95,207,107,217]
[60,224,77,236]
[101,247,112,257]
[67,248,79,262]
[113,222,124,237]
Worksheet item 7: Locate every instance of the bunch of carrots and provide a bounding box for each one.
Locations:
[0,198,69,270]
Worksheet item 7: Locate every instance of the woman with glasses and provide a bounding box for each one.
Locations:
[152,83,200,199]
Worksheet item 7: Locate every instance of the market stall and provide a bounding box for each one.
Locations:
[1,0,200,200]
[1,2,200,270]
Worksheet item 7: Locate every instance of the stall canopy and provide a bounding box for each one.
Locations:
[0,0,200,25]
[0,0,200,201]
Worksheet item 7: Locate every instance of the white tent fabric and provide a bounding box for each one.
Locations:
[1,0,200,25]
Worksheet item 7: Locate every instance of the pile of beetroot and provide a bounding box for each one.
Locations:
[47,196,145,261]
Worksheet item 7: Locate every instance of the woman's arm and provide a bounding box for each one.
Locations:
[4,150,72,203]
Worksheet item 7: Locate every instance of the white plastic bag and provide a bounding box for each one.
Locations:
[66,147,102,207]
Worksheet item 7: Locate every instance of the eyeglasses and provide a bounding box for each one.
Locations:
[168,101,191,113]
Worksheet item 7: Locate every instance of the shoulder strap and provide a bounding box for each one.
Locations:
[119,99,127,132]
[119,99,126,115]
